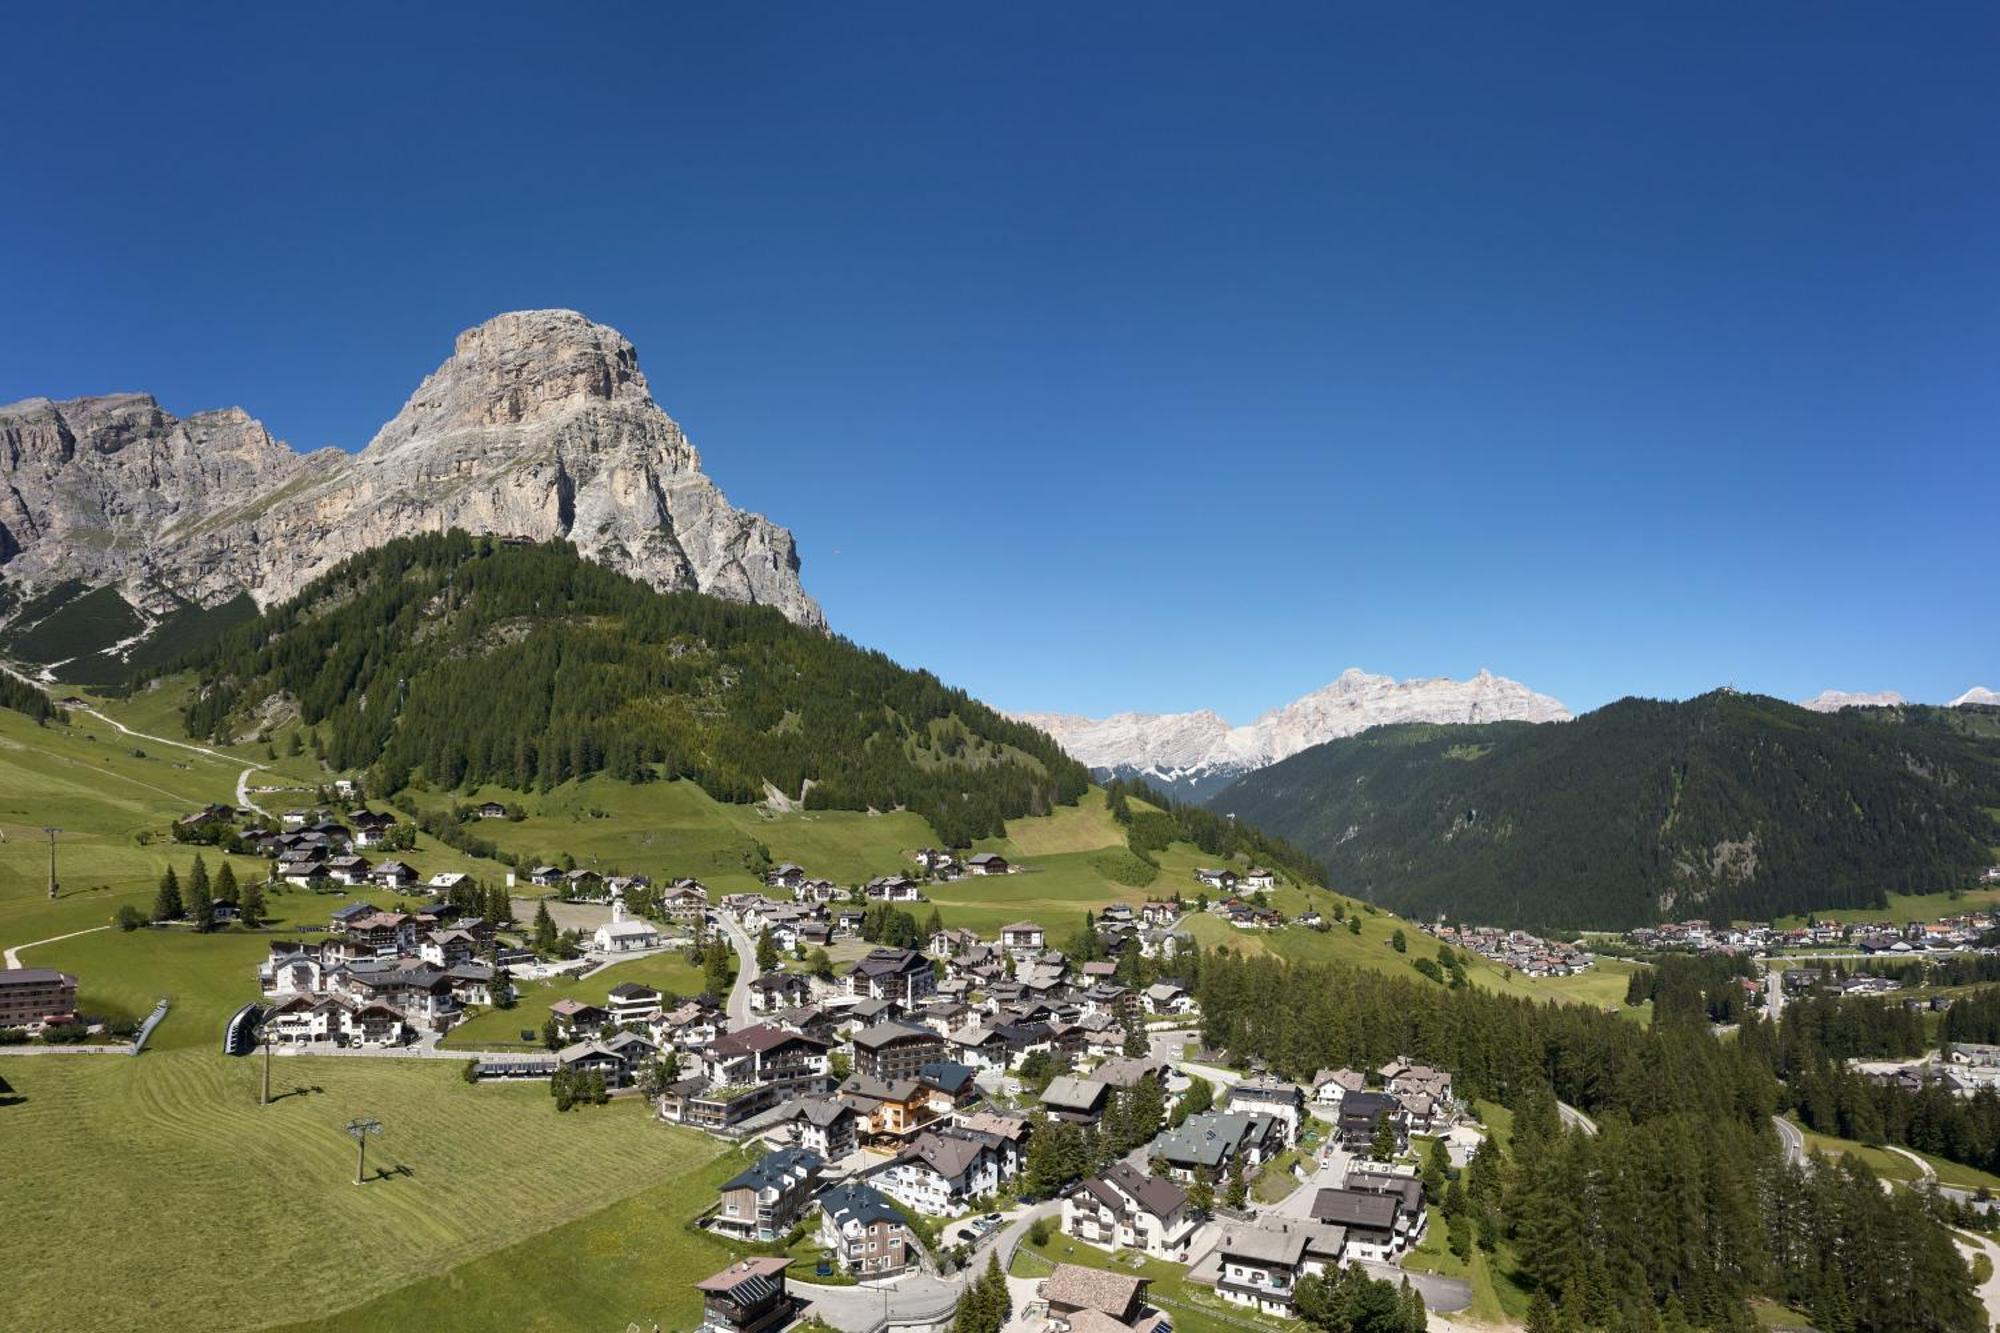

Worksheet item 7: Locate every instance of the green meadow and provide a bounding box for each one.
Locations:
[0,674,1668,1331]
[0,1052,725,1332]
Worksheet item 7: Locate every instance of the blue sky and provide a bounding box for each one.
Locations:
[2,4,1994,720]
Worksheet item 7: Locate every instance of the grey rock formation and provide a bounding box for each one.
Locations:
[0,309,821,627]
[1015,667,1571,802]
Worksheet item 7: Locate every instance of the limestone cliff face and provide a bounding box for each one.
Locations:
[0,310,822,627]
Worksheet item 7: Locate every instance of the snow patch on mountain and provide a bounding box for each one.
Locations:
[1952,686,2000,708]
[1798,689,1907,712]
[1014,668,1571,800]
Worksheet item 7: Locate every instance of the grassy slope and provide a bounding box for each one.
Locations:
[1796,1122,1926,1184]
[0,678,1663,1330]
[0,1053,724,1332]
[274,1146,769,1333]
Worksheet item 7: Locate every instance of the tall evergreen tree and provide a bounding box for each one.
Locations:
[237,876,265,928]
[152,866,184,922]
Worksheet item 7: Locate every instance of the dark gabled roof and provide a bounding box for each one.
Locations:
[851,1020,942,1051]
[606,982,661,1000]
[1103,1161,1187,1218]
[1310,1187,1400,1230]
[848,947,929,978]
[722,1146,824,1194]
[895,1130,991,1181]
[709,1023,822,1057]
[820,1180,901,1229]
[917,1060,975,1094]
[0,967,75,987]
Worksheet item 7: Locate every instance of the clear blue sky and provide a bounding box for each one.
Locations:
[3,4,1994,719]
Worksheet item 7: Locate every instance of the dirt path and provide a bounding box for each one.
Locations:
[4,923,112,968]
[1886,1144,1938,1182]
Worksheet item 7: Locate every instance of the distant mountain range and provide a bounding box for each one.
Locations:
[1800,687,1998,712]
[1218,690,2000,931]
[1014,668,1571,801]
[0,310,818,683]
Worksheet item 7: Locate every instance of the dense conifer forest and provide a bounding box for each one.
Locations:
[1195,951,1984,1332]
[1220,692,2000,929]
[178,533,1089,844]
[0,671,56,723]
[1103,776,1326,887]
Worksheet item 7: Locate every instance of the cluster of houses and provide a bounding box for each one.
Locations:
[692,1255,1173,1333]
[1431,923,1595,977]
[1630,910,2000,957]
[256,901,510,1045]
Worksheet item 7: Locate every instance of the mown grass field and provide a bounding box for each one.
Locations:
[0,1052,725,1332]
[275,1138,767,1332]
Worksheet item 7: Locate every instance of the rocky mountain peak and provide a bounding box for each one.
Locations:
[0,309,822,654]
[1799,689,1907,712]
[1014,668,1571,801]
[370,309,653,447]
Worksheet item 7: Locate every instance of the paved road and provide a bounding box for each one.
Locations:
[1771,1115,1806,1168]
[235,766,269,817]
[1357,1260,1472,1315]
[1556,1101,1598,1136]
[802,1201,1060,1332]
[1887,1144,1937,1183]
[4,923,111,969]
[1954,1228,2000,1328]
[715,913,759,1030]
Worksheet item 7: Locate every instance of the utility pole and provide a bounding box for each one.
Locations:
[261,1027,274,1106]
[344,1116,383,1184]
[42,826,59,898]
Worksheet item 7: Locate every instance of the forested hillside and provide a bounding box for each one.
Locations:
[1197,953,1984,1333]
[178,532,1089,843]
[1220,691,2000,929]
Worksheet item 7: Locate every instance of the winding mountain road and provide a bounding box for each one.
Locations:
[1772,1115,1806,1167]
[61,699,272,816]
[1556,1101,1598,1136]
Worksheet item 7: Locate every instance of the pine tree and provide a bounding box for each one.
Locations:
[1369,1115,1398,1162]
[756,927,779,972]
[152,866,184,922]
[1226,1153,1248,1209]
[188,854,211,905]
[979,1254,1010,1330]
[1525,1290,1561,1333]
[1188,1166,1215,1215]
[533,900,557,951]
[238,877,266,928]
[215,861,240,907]
[1423,1136,1450,1203]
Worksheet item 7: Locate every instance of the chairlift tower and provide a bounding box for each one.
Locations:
[345,1116,383,1184]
